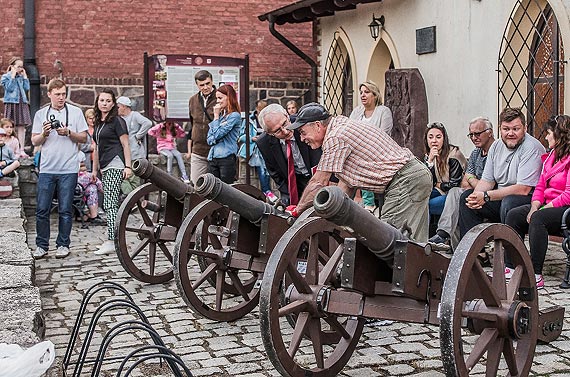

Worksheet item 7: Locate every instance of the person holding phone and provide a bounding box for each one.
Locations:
[1,57,32,153]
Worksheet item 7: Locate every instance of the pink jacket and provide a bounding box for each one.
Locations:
[532,151,570,207]
[148,123,185,152]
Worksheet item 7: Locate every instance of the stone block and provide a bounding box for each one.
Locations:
[0,287,45,341]
[268,90,284,97]
[0,329,41,348]
[0,264,33,288]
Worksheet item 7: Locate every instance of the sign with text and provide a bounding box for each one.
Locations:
[145,54,248,122]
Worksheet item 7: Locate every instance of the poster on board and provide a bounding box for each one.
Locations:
[145,54,248,122]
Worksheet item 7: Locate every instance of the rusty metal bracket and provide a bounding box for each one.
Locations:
[416,269,432,323]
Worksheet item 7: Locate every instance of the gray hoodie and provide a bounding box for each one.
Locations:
[121,111,153,160]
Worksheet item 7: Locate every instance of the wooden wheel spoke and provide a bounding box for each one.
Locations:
[318,243,344,285]
[472,261,501,307]
[208,232,223,249]
[226,270,250,300]
[148,242,156,276]
[306,234,320,285]
[307,318,324,369]
[136,203,154,226]
[461,309,497,323]
[507,266,524,301]
[278,299,308,317]
[129,239,149,259]
[465,328,498,370]
[157,242,173,262]
[192,263,217,290]
[125,226,150,234]
[215,270,225,311]
[485,337,504,377]
[502,338,519,376]
[286,261,312,294]
[288,312,310,357]
[323,316,351,339]
[491,240,507,299]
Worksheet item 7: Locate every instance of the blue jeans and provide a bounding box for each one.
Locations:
[256,164,271,193]
[36,173,78,250]
[429,188,447,216]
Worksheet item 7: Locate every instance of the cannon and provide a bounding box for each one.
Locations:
[173,173,312,321]
[259,186,565,377]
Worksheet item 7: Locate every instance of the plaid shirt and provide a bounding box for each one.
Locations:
[317,115,413,193]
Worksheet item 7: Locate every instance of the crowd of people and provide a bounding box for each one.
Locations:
[2,59,568,290]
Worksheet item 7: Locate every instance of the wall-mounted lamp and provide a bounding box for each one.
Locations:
[368,14,385,41]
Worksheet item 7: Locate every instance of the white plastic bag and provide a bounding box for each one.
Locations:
[0,341,55,377]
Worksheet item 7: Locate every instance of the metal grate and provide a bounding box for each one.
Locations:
[498,0,564,138]
[324,33,354,116]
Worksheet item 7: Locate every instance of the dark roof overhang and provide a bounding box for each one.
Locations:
[259,0,382,25]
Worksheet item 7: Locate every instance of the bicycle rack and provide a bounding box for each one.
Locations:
[62,281,192,376]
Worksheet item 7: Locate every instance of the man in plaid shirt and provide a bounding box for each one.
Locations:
[285,102,432,242]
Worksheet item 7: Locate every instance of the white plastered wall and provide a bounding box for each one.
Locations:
[317,0,570,155]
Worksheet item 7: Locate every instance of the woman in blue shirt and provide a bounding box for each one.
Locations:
[1,57,31,152]
[207,85,241,183]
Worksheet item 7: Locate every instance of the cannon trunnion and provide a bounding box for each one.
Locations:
[259,186,564,377]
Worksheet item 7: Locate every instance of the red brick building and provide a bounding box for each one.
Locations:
[1,0,316,112]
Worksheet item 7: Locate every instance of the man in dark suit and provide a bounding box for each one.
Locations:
[257,103,322,206]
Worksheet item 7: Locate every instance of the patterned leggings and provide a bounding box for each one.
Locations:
[102,168,123,241]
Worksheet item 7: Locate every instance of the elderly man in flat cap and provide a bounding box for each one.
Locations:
[286,102,432,242]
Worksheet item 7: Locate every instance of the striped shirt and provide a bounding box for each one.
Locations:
[317,115,413,193]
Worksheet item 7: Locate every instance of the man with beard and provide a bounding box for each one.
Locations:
[459,107,545,237]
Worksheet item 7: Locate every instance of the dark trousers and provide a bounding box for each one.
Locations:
[458,189,532,238]
[505,204,570,274]
[209,155,236,184]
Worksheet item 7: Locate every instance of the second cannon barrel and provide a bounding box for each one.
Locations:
[132,158,193,202]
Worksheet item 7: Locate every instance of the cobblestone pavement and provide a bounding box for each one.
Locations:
[30,215,570,376]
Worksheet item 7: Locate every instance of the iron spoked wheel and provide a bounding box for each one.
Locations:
[259,217,364,377]
[173,200,259,321]
[440,223,538,376]
[115,183,176,284]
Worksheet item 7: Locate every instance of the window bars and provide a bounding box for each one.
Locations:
[498,0,565,138]
[324,33,354,116]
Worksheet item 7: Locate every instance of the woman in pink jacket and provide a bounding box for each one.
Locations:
[148,121,189,183]
[506,115,570,289]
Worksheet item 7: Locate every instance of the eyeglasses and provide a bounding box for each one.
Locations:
[467,128,491,139]
[268,118,290,137]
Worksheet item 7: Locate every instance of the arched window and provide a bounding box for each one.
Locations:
[498,0,564,138]
[324,33,353,116]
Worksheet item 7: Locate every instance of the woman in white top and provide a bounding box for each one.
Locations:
[349,80,394,211]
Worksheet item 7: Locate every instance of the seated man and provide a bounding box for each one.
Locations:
[459,107,545,237]
[0,127,21,178]
[286,102,432,242]
[429,116,495,248]
[257,104,323,205]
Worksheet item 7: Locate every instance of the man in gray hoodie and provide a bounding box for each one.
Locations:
[117,96,153,195]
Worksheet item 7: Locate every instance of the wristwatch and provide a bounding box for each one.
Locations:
[483,191,490,202]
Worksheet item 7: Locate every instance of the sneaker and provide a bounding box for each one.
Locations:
[504,267,514,280]
[264,190,279,204]
[535,274,544,290]
[55,246,70,259]
[182,176,191,184]
[88,216,106,226]
[32,247,48,259]
[94,240,115,255]
[428,233,451,251]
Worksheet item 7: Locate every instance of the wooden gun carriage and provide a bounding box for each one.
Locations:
[172,173,298,321]
[258,186,565,377]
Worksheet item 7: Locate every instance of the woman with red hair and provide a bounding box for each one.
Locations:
[206,84,241,183]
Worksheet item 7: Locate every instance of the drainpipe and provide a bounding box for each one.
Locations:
[268,17,317,103]
[23,0,40,117]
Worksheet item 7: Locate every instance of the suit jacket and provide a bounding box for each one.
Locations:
[256,131,322,199]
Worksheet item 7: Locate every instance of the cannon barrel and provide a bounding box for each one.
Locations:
[195,173,276,224]
[132,159,193,202]
[313,186,407,266]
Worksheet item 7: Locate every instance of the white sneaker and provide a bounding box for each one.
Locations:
[94,240,115,255]
[55,246,70,259]
[182,177,191,184]
[32,247,48,259]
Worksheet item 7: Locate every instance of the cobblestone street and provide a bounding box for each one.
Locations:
[30,215,570,376]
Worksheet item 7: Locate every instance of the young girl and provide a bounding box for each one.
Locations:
[148,121,189,183]
[0,118,27,158]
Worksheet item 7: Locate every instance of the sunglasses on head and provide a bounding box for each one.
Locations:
[426,122,445,130]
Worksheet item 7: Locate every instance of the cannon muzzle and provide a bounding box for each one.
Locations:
[195,173,277,224]
[314,186,407,267]
[132,159,193,202]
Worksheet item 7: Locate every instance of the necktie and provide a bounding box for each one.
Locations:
[286,139,299,205]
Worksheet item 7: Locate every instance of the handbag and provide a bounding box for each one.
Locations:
[248,145,264,167]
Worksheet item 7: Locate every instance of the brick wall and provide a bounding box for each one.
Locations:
[1,1,315,84]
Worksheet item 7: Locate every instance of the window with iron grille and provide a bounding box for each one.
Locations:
[324,33,353,116]
[498,0,564,139]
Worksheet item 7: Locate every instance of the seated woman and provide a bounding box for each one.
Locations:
[505,115,570,290]
[424,122,466,216]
